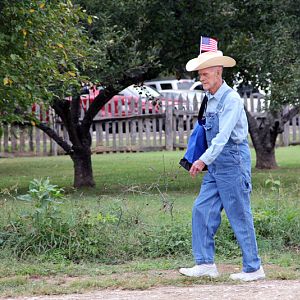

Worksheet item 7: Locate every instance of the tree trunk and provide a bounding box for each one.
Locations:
[71,148,95,188]
[245,106,300,169]
[254,146,278,169]
[245,110,279,169]
[33,75,157,189]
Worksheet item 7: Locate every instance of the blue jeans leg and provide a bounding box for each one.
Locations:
[192,172,223,264]
[216,168,261,272]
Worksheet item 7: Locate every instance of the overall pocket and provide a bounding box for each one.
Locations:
[229,149,241,164]
[241,174,252,192]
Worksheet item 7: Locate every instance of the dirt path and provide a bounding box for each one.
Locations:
[5,280,300,300]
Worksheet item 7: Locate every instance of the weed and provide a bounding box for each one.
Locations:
[17,177,64,214]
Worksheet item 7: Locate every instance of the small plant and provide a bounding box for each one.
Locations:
[17,178,64,217]
[0,178,66,257]
[265,176,282,209]
[265,177,281,193]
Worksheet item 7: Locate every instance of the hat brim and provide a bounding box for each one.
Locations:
[186,56,236,72]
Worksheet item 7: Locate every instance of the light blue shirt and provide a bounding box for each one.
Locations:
[200,81,248,165]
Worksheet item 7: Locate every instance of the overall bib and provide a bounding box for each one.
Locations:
[192,89,261,272]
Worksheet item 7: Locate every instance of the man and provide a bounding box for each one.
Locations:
[179,50,265,281]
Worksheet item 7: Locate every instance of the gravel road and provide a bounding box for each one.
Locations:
[5,280,300,300]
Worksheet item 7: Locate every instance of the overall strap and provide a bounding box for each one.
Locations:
[197,95,208,121]
[216,89,233,112]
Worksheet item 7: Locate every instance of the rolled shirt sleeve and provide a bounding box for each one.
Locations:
[200,95,244,165]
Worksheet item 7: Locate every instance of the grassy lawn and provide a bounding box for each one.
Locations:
[0,146,299,297]
[1,146,299,193]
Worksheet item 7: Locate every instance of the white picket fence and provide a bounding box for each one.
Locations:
[0,93,299,157]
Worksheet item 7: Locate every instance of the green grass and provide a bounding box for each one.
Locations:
[0,146,299,193]
[0,146,299,296]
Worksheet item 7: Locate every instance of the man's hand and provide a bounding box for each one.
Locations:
[189,160,206,178]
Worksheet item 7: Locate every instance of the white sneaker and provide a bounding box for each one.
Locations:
[179,264,219,278]
[230,266,265,281]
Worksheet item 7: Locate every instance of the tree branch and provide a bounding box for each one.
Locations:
[81,70,155,135]
[281,106,300,124]
[51,99,70,126]
[52,98,81,147]
[81,87,116,130]
[35,122,73,154]
[245,108,259,132]
[70,93,81,126]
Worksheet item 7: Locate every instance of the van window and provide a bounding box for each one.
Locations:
[160,83,173,90]
[178,82,194,89]
[121,85,161,98]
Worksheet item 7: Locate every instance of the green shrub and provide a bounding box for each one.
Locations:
[0,178,65,257]
[1,178,300,263]
[254,208,300,249]
[138,222,192,258]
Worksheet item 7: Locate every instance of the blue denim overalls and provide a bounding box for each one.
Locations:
[192,89,261,272]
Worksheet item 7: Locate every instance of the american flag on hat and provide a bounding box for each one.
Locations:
[200,36,218,53]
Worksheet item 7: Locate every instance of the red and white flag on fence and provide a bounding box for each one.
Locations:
[200,36,218,53]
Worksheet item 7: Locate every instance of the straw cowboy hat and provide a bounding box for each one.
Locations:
[186,50,236,72]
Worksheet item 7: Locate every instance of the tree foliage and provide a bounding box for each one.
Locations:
[0,0,93,123]
[227,0,300,109]
[78,0,299,108]
[76,0,230,78]
[225,0,300,168]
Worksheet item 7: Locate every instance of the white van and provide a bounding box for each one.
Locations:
[144,79,195,91]
[189,81,203,91]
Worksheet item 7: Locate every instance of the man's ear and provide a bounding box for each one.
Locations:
[217,66,223,77]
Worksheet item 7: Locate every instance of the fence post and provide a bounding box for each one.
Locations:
[4,124,9,152]
[51,122,58,156]
[283,122,290,146]
[165,104,173,150]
